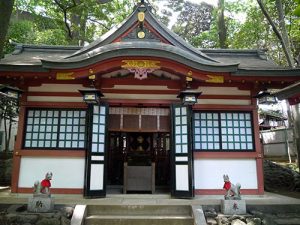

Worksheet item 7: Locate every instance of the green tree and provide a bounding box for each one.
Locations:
[217,0,227,48]
[4,0,135,52]
[165,0,247,49]
[25,0,135,45]
[4,20,36,54]
[169,1,213,46]
[294,0,300,16]
[0,0,15,58]
[230,0,300,66]
[257,0,295,67]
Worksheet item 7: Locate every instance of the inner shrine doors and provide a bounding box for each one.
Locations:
[107,132,171,189]
[107,107,171,192]
[84,106,194,198]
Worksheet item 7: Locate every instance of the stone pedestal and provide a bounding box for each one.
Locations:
[27,195,54,213]
[221,199,246,215]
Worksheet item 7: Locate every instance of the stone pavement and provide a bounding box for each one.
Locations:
[1,188,300,225]
[0,187,300,206]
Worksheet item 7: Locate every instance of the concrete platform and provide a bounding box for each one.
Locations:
[0,188,300,206]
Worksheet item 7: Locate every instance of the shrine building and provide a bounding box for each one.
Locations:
[0,2,300,198]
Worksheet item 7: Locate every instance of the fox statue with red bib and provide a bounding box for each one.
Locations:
[223,174,241,200]
[33,172,53,196]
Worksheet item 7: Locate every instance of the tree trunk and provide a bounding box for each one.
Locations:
[70,13,81,45]
[217,0,227,48]
[79,11,88,46]
[3,110,8,152]
[275,0,295,67]
[0,0,15,58]
[257,0,294,67]
[68,0,89,46]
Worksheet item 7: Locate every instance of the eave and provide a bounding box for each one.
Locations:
[233,68,300,76]
[41,42,239,73]
[0,64,48,72]
[273,81,300,100]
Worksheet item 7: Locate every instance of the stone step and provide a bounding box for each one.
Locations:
[84,205,194,225]
[85,215,194,225]
[87,205,192,216]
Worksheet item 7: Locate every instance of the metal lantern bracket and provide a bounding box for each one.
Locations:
[78,89,104,104]
[177,89,202,106]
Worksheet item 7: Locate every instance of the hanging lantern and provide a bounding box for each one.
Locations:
[177,89,202,106]
[79,89,104,104]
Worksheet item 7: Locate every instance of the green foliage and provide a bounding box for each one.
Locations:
[4,0,134,52]
[294,0,300,16]
[3,0,300,67]
[7,20,35,44]
[163,0,300,66]
[170,1,213,46]
[190,9,220,48]
[294,6,300,16]
[4,20,69,54]
[4,20,35,54]
[233,0,300,66]
[157,9,172,27]
[34,29,69,45]
[230,4,276,52]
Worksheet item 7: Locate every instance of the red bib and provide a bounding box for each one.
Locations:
[41,179,51,188]
[223,182,231,190]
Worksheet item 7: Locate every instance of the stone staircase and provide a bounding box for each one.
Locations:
[84,205,195,225]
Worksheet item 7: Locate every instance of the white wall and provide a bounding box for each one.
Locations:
[194,159,258,189]
[29,84,85,92]
[18,157,85,189]
[27,96,83,102]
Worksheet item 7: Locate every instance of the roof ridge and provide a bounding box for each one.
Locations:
[65,2,219,63]
[10,43,81,55]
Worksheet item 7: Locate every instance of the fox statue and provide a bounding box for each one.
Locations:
[33,172,53,196]
[223,174,241,200]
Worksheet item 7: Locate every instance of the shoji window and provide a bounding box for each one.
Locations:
[24,109,86,149]
[193,112,254,151]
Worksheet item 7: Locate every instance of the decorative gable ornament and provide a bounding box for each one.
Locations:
[138,12,145,22]
[121,60,161,80]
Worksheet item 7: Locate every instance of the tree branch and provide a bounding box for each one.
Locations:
[88,18,110,30]
[275,0,295,67]
[0,0,15,58]
[53,0,81,40]
[256,0,294,67]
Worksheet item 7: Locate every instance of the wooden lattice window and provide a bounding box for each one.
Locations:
[193,111,254,151]
[24,109,86,149]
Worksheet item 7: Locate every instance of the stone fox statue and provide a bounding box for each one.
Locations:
[223,174,241,200]
[33,172,53,196]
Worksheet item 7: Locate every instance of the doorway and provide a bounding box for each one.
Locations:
[107,132,170,193]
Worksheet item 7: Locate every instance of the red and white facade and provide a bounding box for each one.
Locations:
[1,2,299,198]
